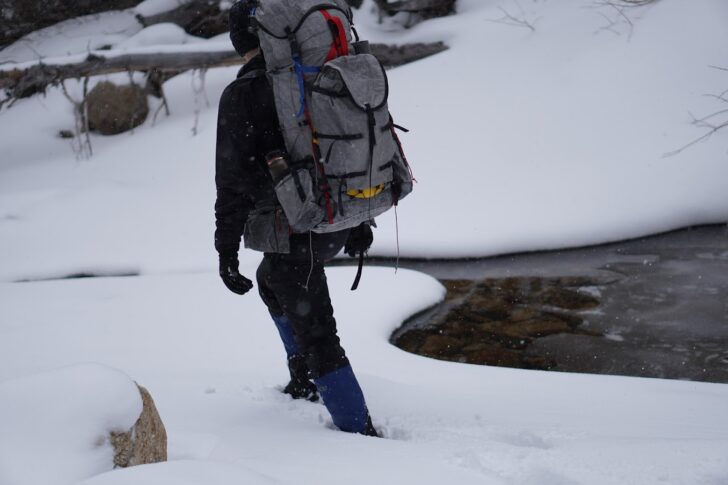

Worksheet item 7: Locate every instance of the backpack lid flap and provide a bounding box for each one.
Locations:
[318,54,388,111]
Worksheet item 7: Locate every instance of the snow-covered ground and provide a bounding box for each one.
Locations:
[1,1,728,484]
[2,268,727,485]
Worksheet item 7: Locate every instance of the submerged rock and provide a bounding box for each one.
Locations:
[394,275,604,370]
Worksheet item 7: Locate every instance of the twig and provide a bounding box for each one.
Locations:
[486,3,537,32]
[82,77,92,157]
[664,67,728,158]
[591,0,659,40]
[60,79,93,160]
[663,121,728,158]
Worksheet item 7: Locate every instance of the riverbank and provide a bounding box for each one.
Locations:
[349,225,728,383]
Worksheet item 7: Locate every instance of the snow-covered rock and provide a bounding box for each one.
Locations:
[0,364,165,485]
[110,385,167,469]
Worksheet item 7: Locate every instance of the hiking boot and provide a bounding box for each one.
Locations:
[283,378,319,402]
[360,416,381,438]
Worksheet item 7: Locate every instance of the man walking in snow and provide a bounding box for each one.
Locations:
[214,1,378,436]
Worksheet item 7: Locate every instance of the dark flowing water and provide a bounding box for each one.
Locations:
[350,225,728,383]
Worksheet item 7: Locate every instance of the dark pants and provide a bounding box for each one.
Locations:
[256,229,351,379]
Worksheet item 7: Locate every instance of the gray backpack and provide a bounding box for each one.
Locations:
[251,0,413,234]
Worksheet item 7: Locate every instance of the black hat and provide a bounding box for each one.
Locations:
[229,1,260,57]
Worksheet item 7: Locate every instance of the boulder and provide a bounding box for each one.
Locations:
[110,385,167,468]
[86,81,149,135]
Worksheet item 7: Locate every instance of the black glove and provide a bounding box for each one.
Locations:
[344,223,373,257]
[219,253,253,295]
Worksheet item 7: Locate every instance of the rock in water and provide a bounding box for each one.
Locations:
[110,385,167,468]
[86,81,149,135]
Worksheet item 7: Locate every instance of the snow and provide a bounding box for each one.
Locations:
[115,24,207,50]
[0,11,143,64]
[0,0,726,282]
[0,364,142,485]
[1,1,728,484]
[355,0,728,258]
[134,0,186,19]
[77,461,280,485]
[1,268,727,485]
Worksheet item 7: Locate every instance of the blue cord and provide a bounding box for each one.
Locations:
[293,55,321,118]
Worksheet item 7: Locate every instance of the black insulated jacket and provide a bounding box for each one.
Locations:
[214,55,286,256]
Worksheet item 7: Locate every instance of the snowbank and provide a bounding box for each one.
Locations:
[0,365,142,485]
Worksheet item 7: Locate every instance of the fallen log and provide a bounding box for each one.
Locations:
[1,42,448,101]
[0,49,240,99]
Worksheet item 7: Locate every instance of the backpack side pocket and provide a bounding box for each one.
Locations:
[274,163,325,233]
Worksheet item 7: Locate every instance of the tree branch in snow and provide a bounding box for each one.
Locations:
[664,68,728,158]
[60,78,93,160]
[486,3,538,32]
[592,0,660,40]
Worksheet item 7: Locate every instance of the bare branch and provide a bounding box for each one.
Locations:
[703,91,728,104]
[81,77,92,157]
[663,121,728,158]
[60,80,92,160]
[591,0,659,39]
[486,3,537,32]
[690,108,728,125]
[665,68,728,158]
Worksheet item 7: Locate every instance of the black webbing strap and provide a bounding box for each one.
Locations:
[291,168,307,202]
[311,85,348,98]
[351,251,365,291]
[317,133,363,141]
[325,170,366,179]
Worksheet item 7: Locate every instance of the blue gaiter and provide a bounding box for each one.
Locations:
[314,365,369,433]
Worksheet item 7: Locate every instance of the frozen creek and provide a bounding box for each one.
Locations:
[357,225,728,383]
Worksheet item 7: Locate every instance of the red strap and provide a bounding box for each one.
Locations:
[321,10,349,62]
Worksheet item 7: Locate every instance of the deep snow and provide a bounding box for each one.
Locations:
[1,268,727,485]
